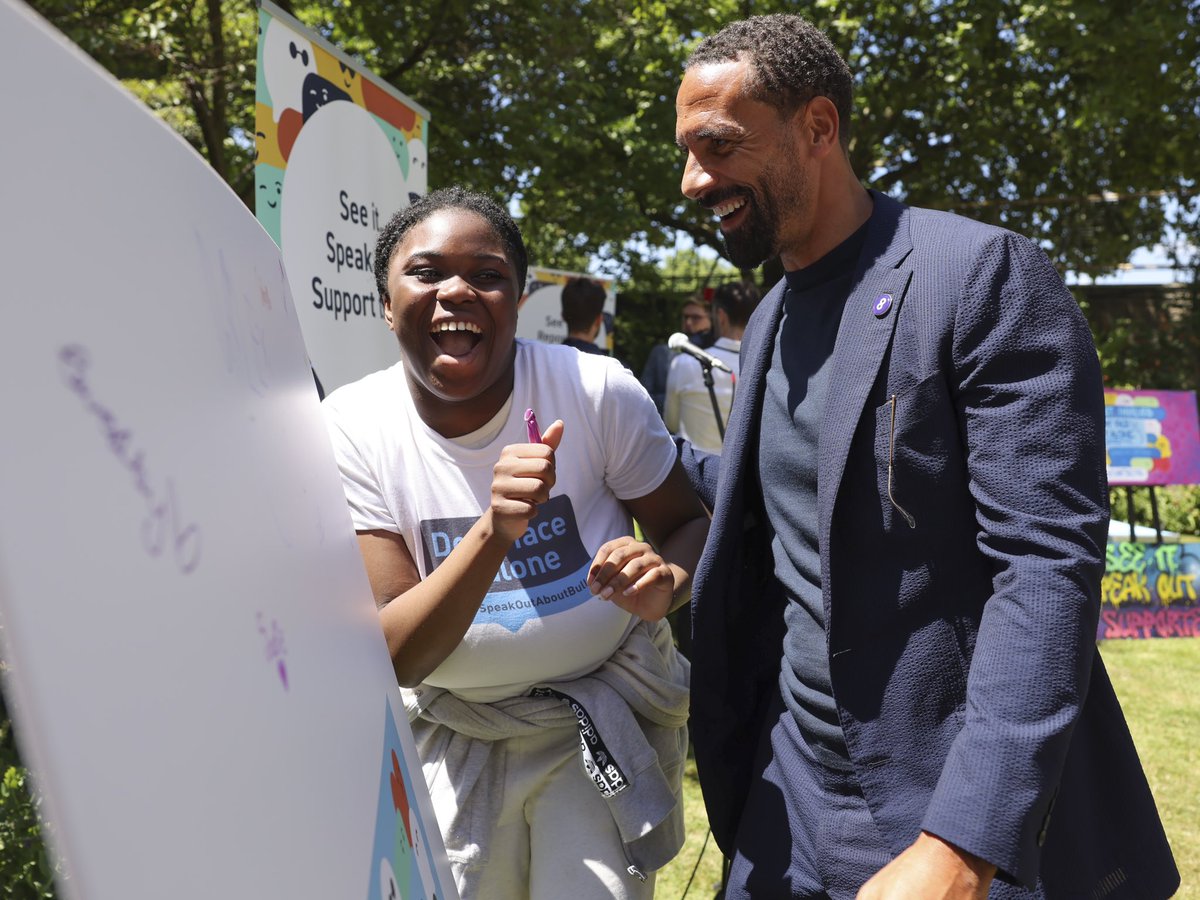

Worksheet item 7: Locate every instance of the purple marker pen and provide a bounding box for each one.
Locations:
[524,408,542,443]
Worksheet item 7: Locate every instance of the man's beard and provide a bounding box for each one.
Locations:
[719,157,806,269]
[720,189,780,269]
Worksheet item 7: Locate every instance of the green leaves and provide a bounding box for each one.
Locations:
[0,695,62,899]
[23,0,1199,324]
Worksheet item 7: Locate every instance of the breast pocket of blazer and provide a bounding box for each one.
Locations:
[873,371,964,531]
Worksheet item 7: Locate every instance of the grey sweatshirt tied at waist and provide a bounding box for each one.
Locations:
[404,618,690,892]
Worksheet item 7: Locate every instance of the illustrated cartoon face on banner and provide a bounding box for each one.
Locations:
[315,43,366,107]
[302,72,351,122]
[255,103,286,170]
[263,20,315,123]
[256,163,284,238]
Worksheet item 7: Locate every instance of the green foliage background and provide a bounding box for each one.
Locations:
[0,688,61,899]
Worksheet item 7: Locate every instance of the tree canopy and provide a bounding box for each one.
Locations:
[26,0,1200,286]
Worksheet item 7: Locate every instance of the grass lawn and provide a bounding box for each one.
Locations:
[1101,638,1199,897]
[655,638,1199,899]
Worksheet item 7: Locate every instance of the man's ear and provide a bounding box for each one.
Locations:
[590,312,604,339]
[804,96,841,156]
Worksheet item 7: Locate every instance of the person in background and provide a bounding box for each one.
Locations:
[640,295,716,412]
[679,296,715,349]
[322,187,707,899]
[663,280,760,454]
[560,276,608,355]
[671,13,1178,900]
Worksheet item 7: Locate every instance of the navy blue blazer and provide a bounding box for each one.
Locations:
[681,192,1177,895]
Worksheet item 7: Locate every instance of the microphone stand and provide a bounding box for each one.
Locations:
[699,358,726,441]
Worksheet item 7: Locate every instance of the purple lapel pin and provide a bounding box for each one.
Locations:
[873,293,893,317]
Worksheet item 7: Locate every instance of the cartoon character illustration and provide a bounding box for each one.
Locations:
[314,43,365,106]
[255,163,285,243]
[262,20,316,160]
[262,20,315,123]
[301,72,351,122]
[254,103,286,170]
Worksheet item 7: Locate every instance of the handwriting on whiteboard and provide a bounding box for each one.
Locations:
[58,344,202,574]
[256,611,288,690]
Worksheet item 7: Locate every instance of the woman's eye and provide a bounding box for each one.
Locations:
[410,268,440,282]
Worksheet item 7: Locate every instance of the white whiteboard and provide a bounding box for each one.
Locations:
[0,3,454,898]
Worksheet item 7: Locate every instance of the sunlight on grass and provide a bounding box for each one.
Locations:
[655,753,725,899]
[1100,638,1199,896]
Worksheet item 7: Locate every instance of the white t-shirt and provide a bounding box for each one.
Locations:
[323,339,677,701]
[663,336,741,454]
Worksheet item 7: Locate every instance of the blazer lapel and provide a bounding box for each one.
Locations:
[697,277,786,588]
[817,193,914,572]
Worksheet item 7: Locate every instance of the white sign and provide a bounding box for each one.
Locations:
[257,1,430,394]
[516,267,616,350]
[0,3,454,898]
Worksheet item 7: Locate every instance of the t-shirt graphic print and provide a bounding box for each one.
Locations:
[420,495,593,632]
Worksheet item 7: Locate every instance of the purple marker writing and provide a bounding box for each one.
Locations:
[524,408,542,443]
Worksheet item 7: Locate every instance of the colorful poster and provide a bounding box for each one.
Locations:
[1099,541,1200,639]
[1104,389,1200,486]
[516,267,616,350]
[369,702,444,900]
[0,2,454,897]
[256,0,430,394]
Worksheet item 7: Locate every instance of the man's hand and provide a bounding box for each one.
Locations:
[857,832,995,900]
[587,536,676,620]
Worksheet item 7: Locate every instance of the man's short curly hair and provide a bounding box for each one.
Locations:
[373,187,528,302]
[686,14,853,148]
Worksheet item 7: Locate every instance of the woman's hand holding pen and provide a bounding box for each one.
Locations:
[488,418,564,544]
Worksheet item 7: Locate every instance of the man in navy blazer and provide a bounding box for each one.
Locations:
[671,14,1178,899]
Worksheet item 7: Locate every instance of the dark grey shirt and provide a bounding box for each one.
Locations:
[758,221,869,771]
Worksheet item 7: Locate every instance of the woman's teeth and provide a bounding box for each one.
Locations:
[431,321,482,334]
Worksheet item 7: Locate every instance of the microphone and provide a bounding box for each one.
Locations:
[668,332,733,373]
